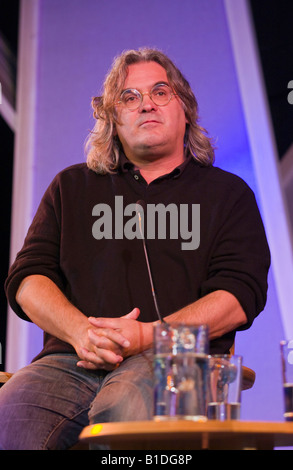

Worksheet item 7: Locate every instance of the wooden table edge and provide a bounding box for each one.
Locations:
[79,420,293,447]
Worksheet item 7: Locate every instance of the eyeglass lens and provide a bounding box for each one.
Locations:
[121,84,172,109]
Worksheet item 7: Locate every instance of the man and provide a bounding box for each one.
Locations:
[1,48,270,449]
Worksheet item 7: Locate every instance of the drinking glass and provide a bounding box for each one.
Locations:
[207,354,242,420]
[153,323,209,421]
[280,340,293,421]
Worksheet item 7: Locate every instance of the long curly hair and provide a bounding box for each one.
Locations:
[85,48,215,174]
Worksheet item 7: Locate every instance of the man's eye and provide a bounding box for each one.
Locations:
[123,92,139,103]
[153,87,167,97]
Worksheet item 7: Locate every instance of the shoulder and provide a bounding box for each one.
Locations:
[49,163,105,188]
[55,162,95,180]
[193,162,254,196]
[209,166,251,190]
[40,163,109,205]
[186,161,258,214]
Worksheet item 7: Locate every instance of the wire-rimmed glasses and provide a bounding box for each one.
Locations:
[116,83,176,110]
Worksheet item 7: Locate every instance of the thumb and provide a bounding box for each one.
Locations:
[121,307,140,320]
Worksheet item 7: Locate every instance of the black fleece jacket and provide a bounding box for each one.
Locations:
[5,155,271,360]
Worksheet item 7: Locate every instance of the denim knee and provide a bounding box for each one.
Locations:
[89,350,154,423]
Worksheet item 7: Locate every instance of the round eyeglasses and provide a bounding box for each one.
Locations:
[116,83,176,110]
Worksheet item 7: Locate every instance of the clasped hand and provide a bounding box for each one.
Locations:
[76,308,151,370]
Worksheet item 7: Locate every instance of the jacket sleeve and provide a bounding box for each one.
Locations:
[200,181,271,330]
[4,175,65,321]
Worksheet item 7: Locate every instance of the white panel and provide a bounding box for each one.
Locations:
[6,0,40,371]
[224,0,293,338]
[0,94,17,131]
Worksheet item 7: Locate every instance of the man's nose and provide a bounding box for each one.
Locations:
[139,92,157,111]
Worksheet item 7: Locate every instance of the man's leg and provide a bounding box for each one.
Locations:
[0,354,105,450]
[89,349,154,423]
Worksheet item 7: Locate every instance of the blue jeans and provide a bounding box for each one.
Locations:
[0,351,153,450]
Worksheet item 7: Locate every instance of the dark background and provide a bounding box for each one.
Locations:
[0,0,19,370]
[250,0,293,160]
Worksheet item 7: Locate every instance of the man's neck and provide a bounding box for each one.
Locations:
[131,153,185,184]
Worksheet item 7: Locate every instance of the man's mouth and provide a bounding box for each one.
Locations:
[139,120,161,127]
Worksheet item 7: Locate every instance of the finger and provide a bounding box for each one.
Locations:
[88,307,140,328]
[79,347,123,368]
[121,307,140,320]
[77,360,119,371]
[88,326,130,349]
[76,360,100,370]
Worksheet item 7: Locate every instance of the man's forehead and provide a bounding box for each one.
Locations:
[123,61,168,89]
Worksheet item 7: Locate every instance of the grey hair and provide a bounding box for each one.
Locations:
[85,47,215,174]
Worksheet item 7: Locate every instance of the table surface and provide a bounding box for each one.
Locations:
[79,419,293,450]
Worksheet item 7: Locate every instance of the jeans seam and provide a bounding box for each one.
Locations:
[41,404,91,450]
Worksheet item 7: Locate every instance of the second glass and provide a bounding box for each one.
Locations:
[280,340,293,421]
[207,354,243,421]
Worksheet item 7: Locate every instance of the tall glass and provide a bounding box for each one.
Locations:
[207,354,243,421]
[153,323,209,422]
[280,340,293,421]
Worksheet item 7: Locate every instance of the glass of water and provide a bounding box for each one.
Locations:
[207,354,243,421]
[280,340,293,421]
[153,323,209,422]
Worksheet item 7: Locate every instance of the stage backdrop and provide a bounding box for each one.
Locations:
[6,0,293,423]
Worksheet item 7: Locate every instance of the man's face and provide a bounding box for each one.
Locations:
[115,61,187,164]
